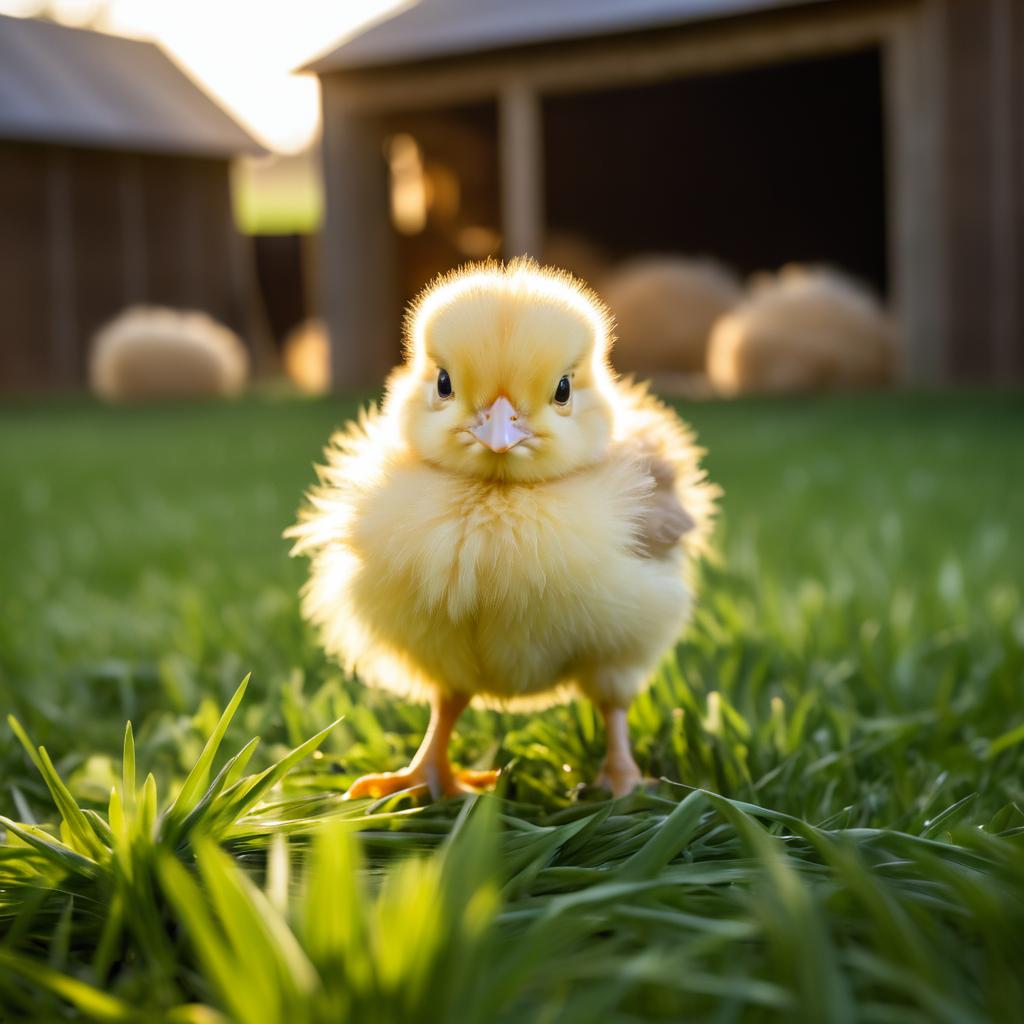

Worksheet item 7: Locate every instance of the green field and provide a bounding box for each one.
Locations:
[1,393,1022,1022]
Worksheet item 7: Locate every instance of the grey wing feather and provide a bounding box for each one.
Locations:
[637,454,694,557]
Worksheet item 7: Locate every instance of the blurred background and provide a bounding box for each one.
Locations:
[1,0,1020,401]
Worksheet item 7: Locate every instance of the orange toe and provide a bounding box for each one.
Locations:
[343,765,500,801]
[343,768,428,800]
[455,768,501,791]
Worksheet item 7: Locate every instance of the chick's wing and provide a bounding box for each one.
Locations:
[636,453,695,557]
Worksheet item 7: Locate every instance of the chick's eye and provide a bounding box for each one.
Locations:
[437,368,453,399]
[554,375,571,405]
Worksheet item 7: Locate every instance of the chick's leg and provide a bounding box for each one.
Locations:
[344,691,496,800]
[594,704,644,797]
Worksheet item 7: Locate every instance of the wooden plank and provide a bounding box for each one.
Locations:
[0,144,50,392]
[139,153,190,308]
[192,158,236,324]
[118,155,147,304]
[45,146,78,388]
[180,158,206,310]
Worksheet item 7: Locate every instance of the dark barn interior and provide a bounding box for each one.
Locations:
[543,49,888,295]
[383,47,888,343]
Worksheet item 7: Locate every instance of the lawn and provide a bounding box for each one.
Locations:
[0,392,1022,1022]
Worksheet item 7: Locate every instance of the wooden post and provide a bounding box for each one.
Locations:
[886,1,948,384]
[499,81,544,259]
[320,79,396,390]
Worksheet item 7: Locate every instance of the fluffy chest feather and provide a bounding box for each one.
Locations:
[340,449,685,699]
[349,452,653,624]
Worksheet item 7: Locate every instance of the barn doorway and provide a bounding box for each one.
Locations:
[543,48,888,295]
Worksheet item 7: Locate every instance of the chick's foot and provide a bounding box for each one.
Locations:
[343,764,499,801]
[594,703,644,797]
[344,761,448,798]
[455,768,501,790]
[342,691,498,801]
[593,756,644,797]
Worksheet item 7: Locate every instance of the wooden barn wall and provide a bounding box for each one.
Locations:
[944,0,1022,382]
[0,143,248,394]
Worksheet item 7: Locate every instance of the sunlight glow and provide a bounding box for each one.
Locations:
[387,133,429,235]
[0,0,411,153]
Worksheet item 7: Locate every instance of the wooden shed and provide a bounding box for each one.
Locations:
[0,14,266,394]
[306,0,1022,388]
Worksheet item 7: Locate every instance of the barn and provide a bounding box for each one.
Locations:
[305,0,1023,389]
[0,14,265,394]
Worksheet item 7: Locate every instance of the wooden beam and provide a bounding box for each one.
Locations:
[320,83,397,390]
[325,3,909,114]
[499,81,544,259]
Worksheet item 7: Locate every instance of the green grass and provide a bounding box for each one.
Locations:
[0,392,1022,1022]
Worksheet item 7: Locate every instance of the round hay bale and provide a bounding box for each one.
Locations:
[603,256,741,376]
[282,319,331,395]
[89,306,249,402]
[707,266,898,396]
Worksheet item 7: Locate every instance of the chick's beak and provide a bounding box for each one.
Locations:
[469,395,532,453]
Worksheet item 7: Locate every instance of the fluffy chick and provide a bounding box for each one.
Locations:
[288,259,717,799]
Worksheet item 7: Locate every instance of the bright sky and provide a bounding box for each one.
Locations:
[0,0,410,152]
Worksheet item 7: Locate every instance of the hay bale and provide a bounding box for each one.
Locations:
[706,266,898,396]
[89,306,249,402]
[282,319,331,395]
[603,256,741,377]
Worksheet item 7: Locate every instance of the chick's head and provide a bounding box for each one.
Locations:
[389,259,617,483]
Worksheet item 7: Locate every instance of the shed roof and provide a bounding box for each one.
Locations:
[303,0,836,74]
[0,14,265,157]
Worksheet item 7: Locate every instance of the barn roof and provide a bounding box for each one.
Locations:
[303,0,836,74]
[0,14,265,157]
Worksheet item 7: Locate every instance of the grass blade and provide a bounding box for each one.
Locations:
[168,675,250,820]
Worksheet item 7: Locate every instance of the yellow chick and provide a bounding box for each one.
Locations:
[288,259,717,798]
